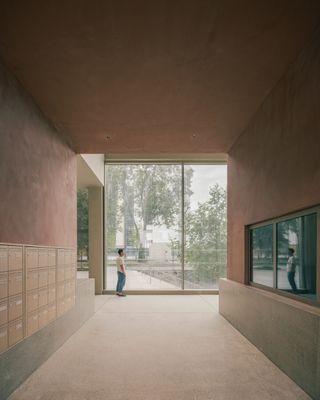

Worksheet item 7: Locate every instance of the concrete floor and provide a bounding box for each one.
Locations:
[9,296,310,400]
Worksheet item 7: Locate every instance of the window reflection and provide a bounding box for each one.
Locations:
[277,214,317,300]
[250,225,273,287]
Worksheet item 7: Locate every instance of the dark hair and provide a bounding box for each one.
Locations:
[288,248,295,254]
[118,249,123,255]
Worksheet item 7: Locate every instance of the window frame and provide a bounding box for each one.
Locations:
[103,160,227,292]
[247,206,320,306]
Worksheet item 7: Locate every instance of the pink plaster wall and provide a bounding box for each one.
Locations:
[227,25,320,283]
[0,63,76,247]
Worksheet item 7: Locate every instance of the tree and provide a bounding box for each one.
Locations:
[185,184,227,282]
[77,189,88,260]
[105,164,193,254]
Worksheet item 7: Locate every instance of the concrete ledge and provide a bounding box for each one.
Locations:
[219,278,320,399]
[0,278,95,399]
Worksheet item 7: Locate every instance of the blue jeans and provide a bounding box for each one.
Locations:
[116,271,126,293]
[287,271,297,292]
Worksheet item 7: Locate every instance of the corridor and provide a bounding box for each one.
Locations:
[9,296,310,400]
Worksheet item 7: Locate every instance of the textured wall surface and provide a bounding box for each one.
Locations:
[227,25,320,283]
[219,279,320,399]
[0,63,76,247]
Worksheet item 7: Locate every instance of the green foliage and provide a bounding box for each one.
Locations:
[185,184,227,280]
[77,189,88,257]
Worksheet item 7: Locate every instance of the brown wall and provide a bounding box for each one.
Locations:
[0,62,76,247]
[227,25,320,283]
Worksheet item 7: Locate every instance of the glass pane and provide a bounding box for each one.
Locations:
[184,165,227,289]
[250,225,273,287]
[105,164,182,290]
[77,189,89,279]
[277,214,317,300]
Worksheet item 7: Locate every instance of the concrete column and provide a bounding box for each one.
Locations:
[88,186,104,294]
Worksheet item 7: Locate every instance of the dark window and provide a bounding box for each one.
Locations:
[249,209,318,303]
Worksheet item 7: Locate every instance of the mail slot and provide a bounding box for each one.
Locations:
[8,295,23,321]
[38,268,48,288]
[0,300,8,326]
[9,318,23,346]
[27,290,39,313]
[9,272,22,297]
[26,247,39,269]
[0,273,8,300]
[0,247,8,272]
[8,247,23,271]
[26,270,38,291]
[0,325,8,353]
[27,312,38,336]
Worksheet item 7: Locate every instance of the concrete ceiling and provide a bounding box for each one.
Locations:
[0,1,319,154]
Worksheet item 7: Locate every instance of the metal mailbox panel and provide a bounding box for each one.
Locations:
[38,268,48,288]
[27,312,38,336]
[9,272,22,297]
[8,318,23,346]
[48,268,56,285]
[27,290,39,313]
[8,247,23,271]
[0,300,8,326]
[48,250,56,267]
[38,288,48,308]
[8,295,23,321]
[38,249,49,268]
[0,325,8,353]
[26,248,39,269]
[48,285,56,303]
[57,267,65,283]
[0,273,8,300]
[47,303,56,322]
[0,247,8,272]
[26,270,38,291]
[38,307,48,329]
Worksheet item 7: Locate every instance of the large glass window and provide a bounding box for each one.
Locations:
[105,163,227,290]
[184,165,227,289]
[249,209,318,303]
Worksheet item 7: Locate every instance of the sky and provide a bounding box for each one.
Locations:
[188,165,227,210]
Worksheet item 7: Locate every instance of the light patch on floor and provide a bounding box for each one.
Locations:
[9,295,310,400]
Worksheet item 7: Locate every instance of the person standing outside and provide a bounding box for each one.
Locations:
[287,248,297,294]
[116,249,126,296]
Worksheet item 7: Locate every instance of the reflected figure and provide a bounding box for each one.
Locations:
[287,248,297,293]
